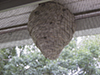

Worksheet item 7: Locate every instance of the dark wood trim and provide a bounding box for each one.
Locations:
[0,0,42,11]
[75,9,100,20]
[0,25,27,34]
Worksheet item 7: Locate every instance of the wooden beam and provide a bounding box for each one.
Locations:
[0,0,50,11]
[0,24,27,34]
[0,10,100,35]
[75,9,100,20]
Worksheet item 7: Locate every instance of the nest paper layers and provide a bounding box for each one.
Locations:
[28,1,75,60]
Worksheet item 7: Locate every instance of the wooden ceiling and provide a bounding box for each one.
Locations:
[0,0,100,48]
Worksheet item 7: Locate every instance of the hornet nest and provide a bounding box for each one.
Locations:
[28,1,75,60]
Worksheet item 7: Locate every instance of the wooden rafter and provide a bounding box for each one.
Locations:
[0,0,48,11]
[0,9,100,34]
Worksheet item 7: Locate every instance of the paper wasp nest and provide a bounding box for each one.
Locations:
[28,1,75,60]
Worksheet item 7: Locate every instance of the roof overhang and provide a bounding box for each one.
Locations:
[0,0,100,49]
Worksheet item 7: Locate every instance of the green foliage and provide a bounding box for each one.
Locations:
[0,35,100,75]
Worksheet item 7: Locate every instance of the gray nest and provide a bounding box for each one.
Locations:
[28,1,75,60]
